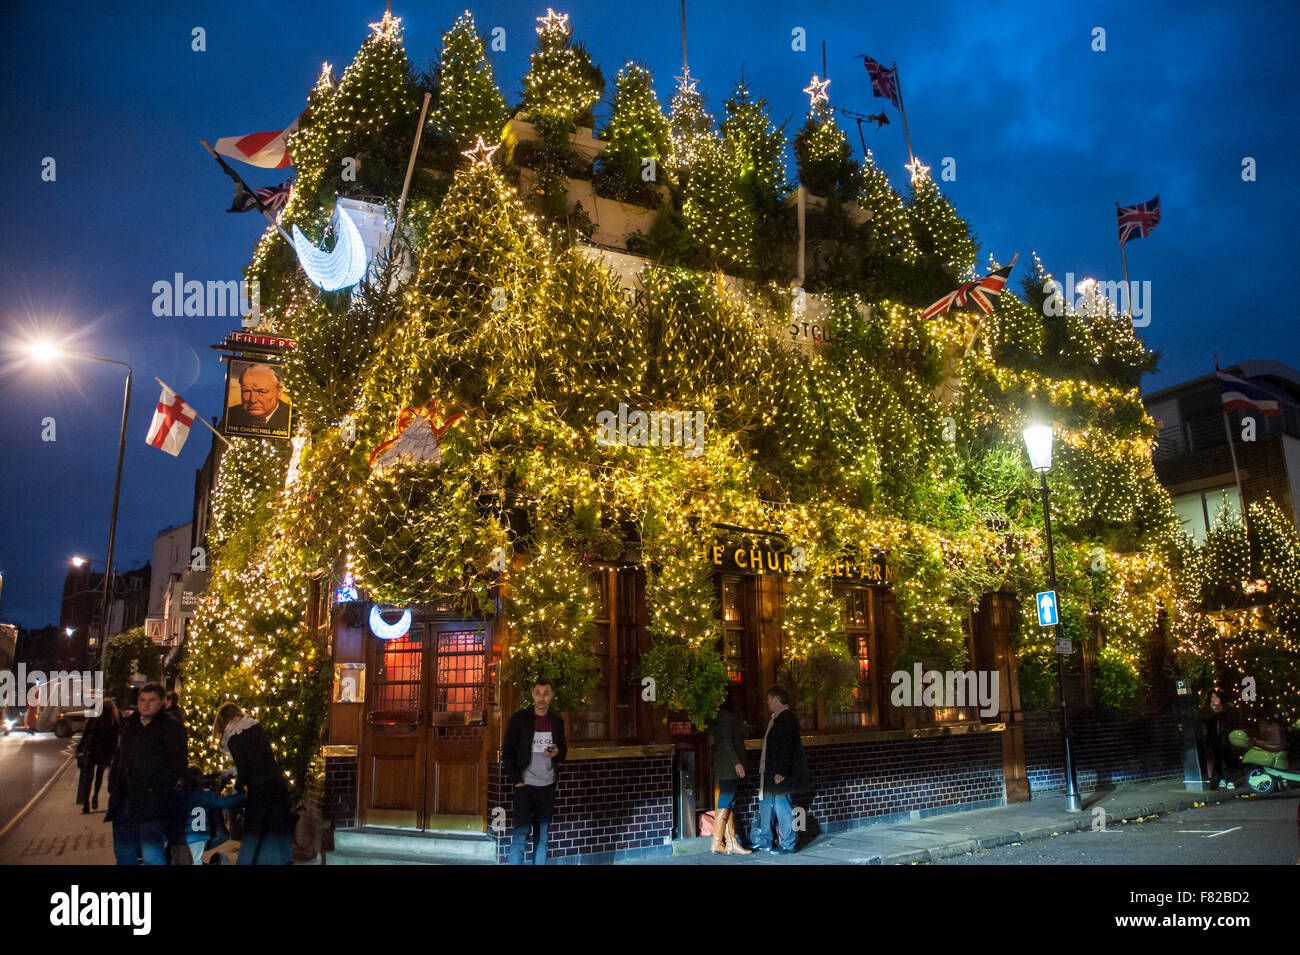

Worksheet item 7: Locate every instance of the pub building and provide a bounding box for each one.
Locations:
[314,523,1179,865]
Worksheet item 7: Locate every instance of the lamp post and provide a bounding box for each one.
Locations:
[30,343,132,669]
[1023,424,1083,813]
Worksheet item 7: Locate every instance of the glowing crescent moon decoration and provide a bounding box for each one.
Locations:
[292,203,369,291]
[368,605,412,640]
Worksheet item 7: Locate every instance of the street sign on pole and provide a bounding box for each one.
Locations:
[1055,636,1072,655]
[1036,590,1059,627]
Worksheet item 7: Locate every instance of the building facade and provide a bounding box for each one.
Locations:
[1145,359,1300,541]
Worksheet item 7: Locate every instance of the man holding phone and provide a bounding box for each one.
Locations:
[502,681,567,865]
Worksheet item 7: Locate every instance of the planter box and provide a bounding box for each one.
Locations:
[509,115,608,164]
[517,167,661,251]
[783,186,873,225]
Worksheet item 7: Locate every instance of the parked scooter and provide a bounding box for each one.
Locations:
[1229,717,1300,795]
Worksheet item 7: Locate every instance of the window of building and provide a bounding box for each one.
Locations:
[1172,486,1242,545]
[568,569,612,742]
[720,577,745,682]
[831,587,877,728]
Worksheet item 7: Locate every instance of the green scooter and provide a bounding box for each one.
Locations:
[1229,717,1300,795]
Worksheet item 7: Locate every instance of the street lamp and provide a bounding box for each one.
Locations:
[1022,423,1083,813]
[29,341,133,668]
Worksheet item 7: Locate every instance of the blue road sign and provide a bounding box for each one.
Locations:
[1036,590,1059,627]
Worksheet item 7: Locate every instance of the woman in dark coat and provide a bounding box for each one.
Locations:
[76,699,121,813]
[212,702,295,865]
[707,688,752,855]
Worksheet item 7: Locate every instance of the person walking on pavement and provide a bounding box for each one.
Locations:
[212,702,295,864]
[76,698,121,813]
[105,683,188,865]
[752,685,808,855]
[707,687,751,855]
[502,681,566,865]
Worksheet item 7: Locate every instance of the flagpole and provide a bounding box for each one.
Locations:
[1116,201,1132,319]
[1213,359,1249,537]
[155,377,230,447]
[200,139,294,244]
[892,61,915,166]
[393,91,432,240]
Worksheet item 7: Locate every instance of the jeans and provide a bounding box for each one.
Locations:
[717,778,737,811]
[112,818,168,865]
[753,793,796,850]
[507,783,555,865]
[188,843,206,865]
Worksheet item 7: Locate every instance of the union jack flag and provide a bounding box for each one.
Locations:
[229,178,293,215]
[861,55,901,109]
[1117,195,1161,246]
[919,264,1014,322]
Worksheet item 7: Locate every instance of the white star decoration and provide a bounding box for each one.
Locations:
[673,67,698,96]
[803,74,831,113]
[906,156,931,184]
[461,135,500,165]
[369,10,401,39]
[537,8,570,34]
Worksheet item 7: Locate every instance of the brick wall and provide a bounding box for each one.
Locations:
[1024,711,1181,794]
[488,755,674,864]
[323,754,358,830]
[729,732,1006,838]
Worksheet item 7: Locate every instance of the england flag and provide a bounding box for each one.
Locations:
[146,385,198,456]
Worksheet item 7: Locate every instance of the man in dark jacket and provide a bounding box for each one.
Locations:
[752,684,808,854]
[501,681,566,865]
[105,683,187,865]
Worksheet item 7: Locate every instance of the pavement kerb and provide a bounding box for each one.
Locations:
[0,750,74,846]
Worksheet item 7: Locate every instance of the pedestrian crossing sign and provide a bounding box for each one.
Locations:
[1036,590,1059,627]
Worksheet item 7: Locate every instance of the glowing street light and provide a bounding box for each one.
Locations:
[1022,423,1082,813]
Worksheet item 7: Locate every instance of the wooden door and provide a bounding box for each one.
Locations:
[422,623,488,831]
[362,625,427,828]
[360,620,490,830]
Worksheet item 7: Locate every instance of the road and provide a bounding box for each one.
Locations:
[936,793,1300,865]
[0,731,74,838]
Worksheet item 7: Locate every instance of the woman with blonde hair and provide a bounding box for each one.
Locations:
[212,702,294,864]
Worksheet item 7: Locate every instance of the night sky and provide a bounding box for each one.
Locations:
[1,0,1296,629]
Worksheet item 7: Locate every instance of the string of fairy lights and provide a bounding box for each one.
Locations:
[184,6,1300,786]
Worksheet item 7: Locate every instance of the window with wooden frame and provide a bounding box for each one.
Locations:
[719,576,745,684]
[832,587,879,728]
[568,568,614,742]
[914,617,981,725]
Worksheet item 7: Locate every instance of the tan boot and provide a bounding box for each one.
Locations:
[725,809,752,855]
[710,809,727,853]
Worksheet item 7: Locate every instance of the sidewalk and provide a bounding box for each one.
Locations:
[622,777,1258,865]
[1,760,1264,866]
[0,752,240,865]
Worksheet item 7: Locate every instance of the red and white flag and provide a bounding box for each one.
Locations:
[213,111,304,169]
[146,385,198,457]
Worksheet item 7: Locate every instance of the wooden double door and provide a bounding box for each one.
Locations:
[361,619,490,831]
